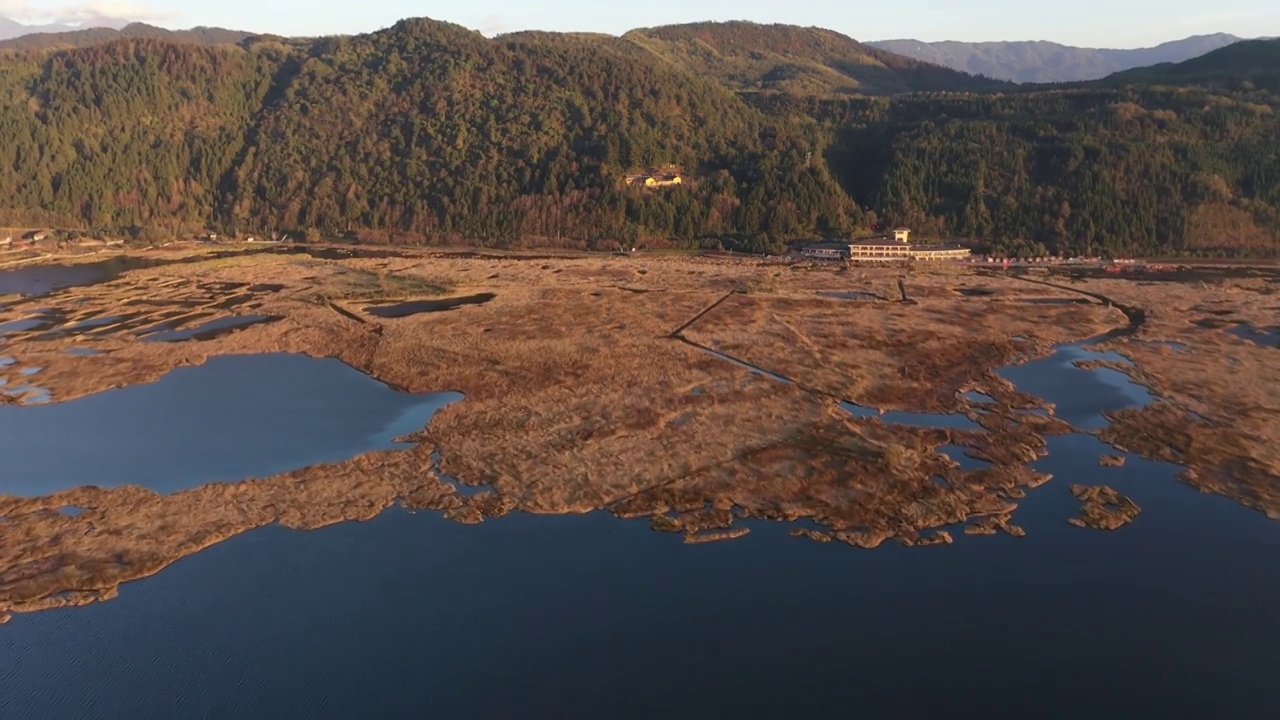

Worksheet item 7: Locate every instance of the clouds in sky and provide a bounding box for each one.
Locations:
[0,0,170,25]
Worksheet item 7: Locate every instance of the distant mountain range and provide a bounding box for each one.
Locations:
[0,20,258,52]
[621,22,1010,95]
[0,15,129,41]
[1105,37,1280,92]
[868,34,1245,83]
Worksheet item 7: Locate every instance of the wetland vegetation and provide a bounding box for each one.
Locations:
[1,244,1277,624]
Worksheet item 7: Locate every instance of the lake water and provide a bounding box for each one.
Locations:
[998,343,1156,429]
[0,354,460,496]
[2,347,1280,717]
[0,258,165,297]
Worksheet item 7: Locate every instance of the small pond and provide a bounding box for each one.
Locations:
[366,293,496,318]
[939,444,992,471]
[140,314,281,343]
[0,257,173,297]
[0,315,57,336]
[1231,323,1280,348]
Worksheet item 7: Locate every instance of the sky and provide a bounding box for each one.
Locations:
[3,0,1278,47]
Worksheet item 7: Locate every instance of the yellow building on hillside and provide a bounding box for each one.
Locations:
[644,175,682,187]
[625,171,684,188]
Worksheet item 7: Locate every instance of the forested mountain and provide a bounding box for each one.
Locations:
[0,22,261,53]
[0,38,284,228]
[869,34,1243,83]
[823,88,1280,256]
[623,22,1008,95]
[1105,39,1280,92]
[0,20,861,247]
[0,18,1277,256]
[226,20,858,242]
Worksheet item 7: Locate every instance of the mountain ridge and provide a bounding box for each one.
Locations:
[0,14,130,42]
[623,21,1010,95]
[869,33,1244,83]
[1104,37,1280,91]
[0,21,263,53]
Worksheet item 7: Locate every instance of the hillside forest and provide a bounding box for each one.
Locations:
[0,19,1278,257]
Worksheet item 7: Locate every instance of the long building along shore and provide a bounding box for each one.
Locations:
[800,229,971,262]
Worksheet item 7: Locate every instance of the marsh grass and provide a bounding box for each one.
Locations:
[313,267,452,301]
[2,247,1277,620]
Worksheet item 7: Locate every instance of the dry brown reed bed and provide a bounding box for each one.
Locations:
[1,248,1273,621]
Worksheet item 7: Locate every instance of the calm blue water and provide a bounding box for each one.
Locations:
[0,316,51,336]
[999,344,1156,429]
[0,354,460,496]
[3,479,1279,718]
[2,348,1279,718]
[0,262,116,297]
[939,443,992,471]
[140,315,280,343]
[1231,323,1280,348]
[0,257,188,298]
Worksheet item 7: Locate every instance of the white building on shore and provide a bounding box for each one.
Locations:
[800,229,970,262]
